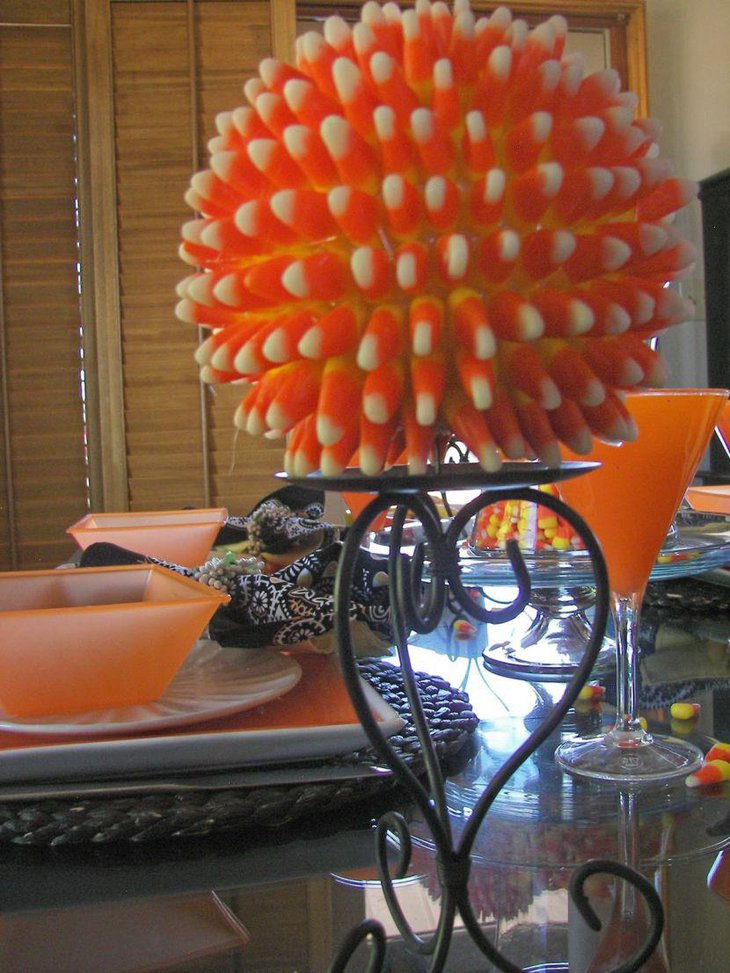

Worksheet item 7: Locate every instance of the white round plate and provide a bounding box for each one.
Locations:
[0,640,302,737]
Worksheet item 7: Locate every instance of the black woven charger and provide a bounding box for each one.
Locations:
[0,661,479,847]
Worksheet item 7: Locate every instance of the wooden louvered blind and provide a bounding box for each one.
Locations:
[0,3,89,570]
[111,0,287,518]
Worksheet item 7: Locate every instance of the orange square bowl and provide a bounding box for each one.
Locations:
[685,484,730,516]
[67,508,228,568]
[0,565,229,717]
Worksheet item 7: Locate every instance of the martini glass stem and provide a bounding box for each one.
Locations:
[611,590,648,745]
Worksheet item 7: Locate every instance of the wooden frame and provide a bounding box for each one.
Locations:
[73,0,128,511]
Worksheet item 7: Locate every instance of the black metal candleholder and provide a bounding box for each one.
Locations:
[285,463,664,973]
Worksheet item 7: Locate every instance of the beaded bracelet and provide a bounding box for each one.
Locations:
[191,551,264,592]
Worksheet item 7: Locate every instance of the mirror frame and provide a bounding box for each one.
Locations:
[294,1,648,112]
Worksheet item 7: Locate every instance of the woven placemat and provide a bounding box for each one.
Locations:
[0,661,479,847]
[644,576,730,618]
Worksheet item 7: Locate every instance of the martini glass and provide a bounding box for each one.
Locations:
[555,388,728,783]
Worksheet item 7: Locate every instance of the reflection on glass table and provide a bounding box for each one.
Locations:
[0,618,728,972]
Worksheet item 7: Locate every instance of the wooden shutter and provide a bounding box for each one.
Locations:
[0,2,89,570]
[110,0,288,519]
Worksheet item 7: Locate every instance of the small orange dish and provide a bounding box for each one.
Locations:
[67,508,228,567]
[685,485,730,516]
[0,565,228,717]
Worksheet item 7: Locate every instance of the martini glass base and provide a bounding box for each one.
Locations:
[555,732,704,785]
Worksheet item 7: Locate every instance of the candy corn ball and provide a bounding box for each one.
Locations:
[179,1,698,477]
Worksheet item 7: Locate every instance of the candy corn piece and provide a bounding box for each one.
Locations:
[686,760,730,789]
[324,15,355,60]
[474,44,512,128]
[436,233,472,284]
[298,305,361,360]
[475,229,519,285]
[504,112,553,173]
[424,176,460,232]
[448,289,496,361]
[369,52,419,126]
[320,414,360,475]
[483,387,526,459]
[350,245,394,301]
[488,291,544,341]
[358,414,400,476]
[262,308,319,363]
[409,296,444,355]
[401,6,436,93]
[254,91,297,138]
[403,403,436,473]
[327,185,381,244]
[316,356,363,446]
[283,78,338,130]
[410,107,455,176]
[462,110,496,174]
[373,105,418,175]
[356,305,405,371]
[548,397,594,455]
[320,115,379,191]
[284,250,351,302]
[469,169,507,229]
[432,58,461,130]
[268,188,337,241]
[453,618,477,639]
[264,359,323,432]
[513,392,561,467]
[520,230,577,282]
[580,390,638,444]
[578,683,606,702]
[705,742,730,764]
[282,124,340,188]
[499,341,561,409]
[363,358,406,424]
[382,173,423,238]
[411,353,446,426]
[284,412,321,477]
[332,57,379,139]
[443,391,501,472]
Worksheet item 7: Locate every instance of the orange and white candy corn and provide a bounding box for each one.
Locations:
[686,760,730,789]
[705,742,730,764]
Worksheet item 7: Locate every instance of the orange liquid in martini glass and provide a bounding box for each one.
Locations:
[555,389,728,784]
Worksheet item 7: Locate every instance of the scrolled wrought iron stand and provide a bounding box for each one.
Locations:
[288,463,664,973]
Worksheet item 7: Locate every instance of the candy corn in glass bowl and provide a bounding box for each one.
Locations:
[555,389,728,784]
[177,1,700,480]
